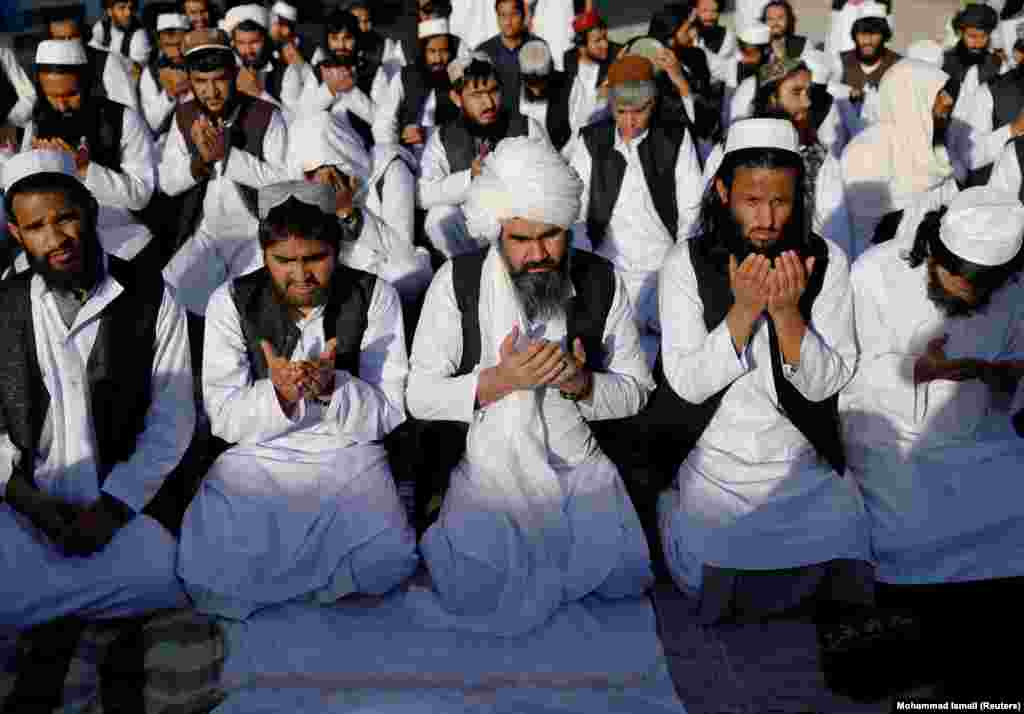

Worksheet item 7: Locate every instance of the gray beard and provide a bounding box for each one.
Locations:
[508,258,573,323]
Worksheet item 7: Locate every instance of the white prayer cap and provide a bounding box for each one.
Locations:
[801,48,831,84]
[939,187,1024,266]
[448,51,493,85]
[858,2,888,20]
[258,181,335,220]
[157,13,190,32]
[224,4,268,33]
[906,40,944,67]
[737,22,771,46]
[3,150,86,203]
[35,39,88,66]
[519,39,553,76]
[724,117,800,156]
[419,17,450,39]
[271,1,297,22]
[464,137,583,243]
[128,29,152,63]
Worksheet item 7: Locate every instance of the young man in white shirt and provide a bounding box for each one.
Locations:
[658,118,869,624]
[177,181,418,620]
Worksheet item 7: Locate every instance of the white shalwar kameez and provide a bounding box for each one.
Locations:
[159,104,289,315]
[450,0,498,54]
[139,67,193,153]
[841,240,1024,584]
[21,107,157,262]
[947,74,1019,181]
[177,279,419,620]
[0,46,37,128]
[657,237,869,597]
[528,0,573,71]
[407,256,655,636]
[418,116,549,258]
[987,137,1024,195]
[697,28,738,85]
[568,126,704,366]
[0,263,194,628]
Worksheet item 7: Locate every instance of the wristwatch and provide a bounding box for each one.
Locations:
[559,371,592,402]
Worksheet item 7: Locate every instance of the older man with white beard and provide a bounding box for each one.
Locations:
[407,137,655,636]
[841,188,1024,699]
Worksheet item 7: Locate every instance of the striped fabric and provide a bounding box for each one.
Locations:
[0,608,227,714]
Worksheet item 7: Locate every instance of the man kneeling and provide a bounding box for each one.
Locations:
[177,182,418,620]
[0,150,193,628]
[407,137,655,636]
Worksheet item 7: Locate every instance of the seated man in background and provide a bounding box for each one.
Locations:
[0,149,193,629]
[178,181,418,620]
[21,39,156,266]
[418,53,548,259]
[408,137,654,636]
[841,187,1024,699]
[658,118,870,624]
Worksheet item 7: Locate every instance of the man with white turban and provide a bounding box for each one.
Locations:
[418,54,549,259]
[658,118,870,624]
[841,59,960,259]
[407,136,655,636]
[177,180,419,619]
[840,187,1024,699]
[289,113,434,305]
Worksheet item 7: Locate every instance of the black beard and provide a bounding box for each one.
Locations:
[426,66,450,90]
[521,87,547,103]
[722,208,800,264]
[27,228,102,293]
[270,275,329,314]
[738,61,760,83]
[956,41,988,66]
[854,44,881,64]
[926,261,990,318]
[506,252,572,323]
[466,111,507,141]
[35,102,90,146]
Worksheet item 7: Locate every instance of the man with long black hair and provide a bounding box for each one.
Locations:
[841,187,1024,699]
[658,117,869,624]
[943,3,1003,104]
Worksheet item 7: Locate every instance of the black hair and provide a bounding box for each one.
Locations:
[344,0,371,17]
[752,60,810,116]
[850,16,892,43]
[5,173,98,231]
[648,2,697,47]
[452,57,502,92]
[905,207,1023,292]
[258,197,342,252]
[761,0,796,33]
[494,0,526,15]
[417,0,453,18]
[695,146,808,264]
[233,19,267,35]
[325,8,362,40]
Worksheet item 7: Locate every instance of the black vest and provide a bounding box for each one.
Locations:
[172,94,275,249]
[230,265,376,383]
[438,113,530,173]
[34,98,125,173]
[700,25,727,54]
[0,256,163,485]
[581,118,686,249]
[967,68,1024,186]
[397,64,461,130]
[451,247,615,378]
[647,235,845,475]
[771,35,807,62]
[538,71,573,151]
[839,48,901,92]
[1014,137,1024,203]
[942,47,1001,103]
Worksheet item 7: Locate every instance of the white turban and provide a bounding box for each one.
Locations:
[463,137,583,243]
[289,113,372,186]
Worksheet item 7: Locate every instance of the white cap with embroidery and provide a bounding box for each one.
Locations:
[3,149,80,193]
[271,2,297,22]
[724,117,800,156]
[157,13,191,32]
[418,17,449,39]
[223,4,268,33]
[737,22,771,46]
[35,39,89,65]
[940,187,1024,266]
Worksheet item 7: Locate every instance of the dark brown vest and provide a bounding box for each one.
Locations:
[840,48,901,92]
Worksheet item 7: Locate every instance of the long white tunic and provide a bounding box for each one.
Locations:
[0,45,37,128]
[372,72,443,160]
[0,262,194,627]
[987,136,1024,195]
[407,260,655,628]
[159,104,289,315]
[139,66,194,154]
[947,78,1019,178]
[658,237,869,594]
[22,106,156,262]
[528,0,573,72]
[178,278,418,620]
[697,28,738,85]
[450,0,499,55]
[565,62,610,140]
[841,240,1024,584]
[568,126,704,335]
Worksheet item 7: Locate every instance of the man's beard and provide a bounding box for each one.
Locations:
[27,229,102,292]
[521,85,547,103]
[854,43,881,64]
[956,40,988,66]
[506,251,573,323]
[271,274,330,312]
[722,205,800,263]
[426,64,450,90]
[926,261,990,318]
[35,101,91,146]
[738,60,760,83]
